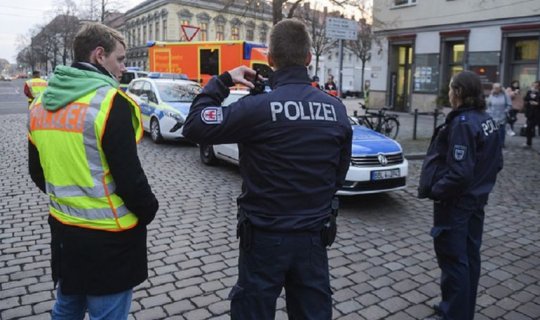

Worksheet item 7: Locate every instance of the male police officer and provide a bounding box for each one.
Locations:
[183,19,352,320]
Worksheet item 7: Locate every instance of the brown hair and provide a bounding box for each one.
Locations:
[450,70,486,110]
[73,22,126,62]
[268,19,311,69]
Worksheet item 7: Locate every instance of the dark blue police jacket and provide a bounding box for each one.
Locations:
[183,66,353,231]
[418,106,503,207]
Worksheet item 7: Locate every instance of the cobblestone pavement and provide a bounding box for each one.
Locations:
[1,112,539,320]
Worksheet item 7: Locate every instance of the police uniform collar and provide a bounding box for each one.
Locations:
[445,105,476,124]
[269,66,311,89]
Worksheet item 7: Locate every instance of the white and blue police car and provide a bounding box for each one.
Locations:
[126,77,201,143]
[199,91,408,195]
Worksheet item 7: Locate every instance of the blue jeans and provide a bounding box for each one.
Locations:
[52,284,133,320]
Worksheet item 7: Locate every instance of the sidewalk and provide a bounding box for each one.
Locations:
[341,98,537,158]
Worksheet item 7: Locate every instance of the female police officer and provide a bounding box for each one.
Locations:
[418,71,503,320]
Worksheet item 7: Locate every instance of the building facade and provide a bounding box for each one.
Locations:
[124,0,272,69]
[371,0,540,112]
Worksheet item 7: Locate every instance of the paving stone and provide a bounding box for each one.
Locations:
[1,111,539,319]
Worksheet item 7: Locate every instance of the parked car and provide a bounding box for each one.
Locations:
[126,78,202,143]
[199,91,408,195]
[120,67,148,91]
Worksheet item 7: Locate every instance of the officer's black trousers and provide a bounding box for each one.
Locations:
[431,201,485,320]
[229,229,332,320]
[525,108,540,146]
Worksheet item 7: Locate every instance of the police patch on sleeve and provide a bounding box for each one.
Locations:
[201,107,223,124]
[453,145,467,161]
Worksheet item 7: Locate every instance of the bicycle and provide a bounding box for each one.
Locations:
[354,102,400,139]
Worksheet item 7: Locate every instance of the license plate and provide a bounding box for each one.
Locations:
[371,168,400,181]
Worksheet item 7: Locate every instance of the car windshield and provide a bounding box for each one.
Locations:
[156,82,201,102]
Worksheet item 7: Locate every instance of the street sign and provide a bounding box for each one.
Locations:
[181,25,200,41]
[325,17,358,40]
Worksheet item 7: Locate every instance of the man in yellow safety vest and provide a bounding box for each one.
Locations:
[24,70,47,105]
[28,22,158,319]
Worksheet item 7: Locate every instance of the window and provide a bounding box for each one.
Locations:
[510,38,539,90]
[137,27,141,45]
[246,29,254,41]
[199,23,208,41]
[180,19,190,41]
[148,24,153,41]
[163,19,167,40]
[394,0,416,6]
[143,25,147,43]
[231,25,240,40]
[200,48,219,75]
[155,21,160,41]
[449,43,465,76]
[216,24,224,41]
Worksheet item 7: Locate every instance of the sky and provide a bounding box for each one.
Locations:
[0,0,144,64]
[0,0,368,65]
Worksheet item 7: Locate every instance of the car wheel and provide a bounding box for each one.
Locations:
[200,144,218,165]
[150,118,163,143]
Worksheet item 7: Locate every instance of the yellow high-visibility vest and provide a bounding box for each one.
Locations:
[28,86,144,232]
[26,78,48,102]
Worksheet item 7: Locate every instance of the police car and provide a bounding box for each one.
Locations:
[120,67,148,91]
[126,78,201,143]
[199,91,408,195]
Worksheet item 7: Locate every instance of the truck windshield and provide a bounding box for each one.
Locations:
[156,82,201,102]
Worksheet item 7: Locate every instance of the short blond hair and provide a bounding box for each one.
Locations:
[268,19,311,69]
[73,22,126,62]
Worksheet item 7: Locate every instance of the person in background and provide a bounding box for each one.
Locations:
[311,75,322,89]
[487,82,511,147]
[28,22,158,319]
[324,74,338,96]
[418,70,503,320]
[183,19,352,319]
[523,80,540,148]
[505,80,523,136]
[24,70,47,106]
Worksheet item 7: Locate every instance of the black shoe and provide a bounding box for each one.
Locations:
[432,303,442,315]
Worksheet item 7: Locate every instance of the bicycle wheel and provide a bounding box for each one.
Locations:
[382,118,399,139]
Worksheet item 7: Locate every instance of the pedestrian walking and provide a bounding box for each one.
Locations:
[523,80,540,148]
[24,70,47,106]
[505,80,523,136]
[28,22,158,320]
[418,70,503,320]
[183,19,352,320]
[486,82,511,147]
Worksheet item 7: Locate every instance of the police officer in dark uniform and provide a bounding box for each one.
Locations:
[418,71,503,320]
[183,19,352,320]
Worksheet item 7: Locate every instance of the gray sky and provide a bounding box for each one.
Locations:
[0,0,144,64]
[0,0,367,65]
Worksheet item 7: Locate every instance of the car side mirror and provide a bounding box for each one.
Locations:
[140,94,149,104]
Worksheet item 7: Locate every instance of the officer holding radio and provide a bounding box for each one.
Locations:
[183,19,352,320]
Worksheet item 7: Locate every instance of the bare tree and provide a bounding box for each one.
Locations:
[293,4,338,77]
[80,0,124,22]
[347,18,373,92]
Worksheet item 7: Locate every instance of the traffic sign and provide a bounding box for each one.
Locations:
[181,25,200,41]
[325,17,358,40]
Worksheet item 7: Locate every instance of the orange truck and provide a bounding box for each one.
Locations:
[147,40,271,86]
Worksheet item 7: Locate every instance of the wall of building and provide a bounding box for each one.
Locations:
[374,0,535,32]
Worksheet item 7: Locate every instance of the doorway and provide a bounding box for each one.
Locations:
[389,44,413,112]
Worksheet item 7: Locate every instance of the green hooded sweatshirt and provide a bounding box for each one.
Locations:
[42,65,119,111]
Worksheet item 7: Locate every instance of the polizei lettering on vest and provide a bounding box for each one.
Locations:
[270,101,337,122]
